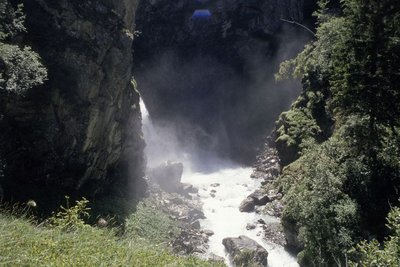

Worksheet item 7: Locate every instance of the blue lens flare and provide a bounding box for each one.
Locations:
[192,9,212,20]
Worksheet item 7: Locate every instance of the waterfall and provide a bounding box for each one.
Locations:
[139,98,298,267]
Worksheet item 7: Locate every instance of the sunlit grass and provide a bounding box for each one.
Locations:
[0,201,225,267]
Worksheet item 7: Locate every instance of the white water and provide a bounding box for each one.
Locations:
[140,98,298,267]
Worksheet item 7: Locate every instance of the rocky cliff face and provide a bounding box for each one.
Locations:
[134,0,316,163]
[0,0,145,208]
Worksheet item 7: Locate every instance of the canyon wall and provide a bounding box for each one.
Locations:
[0,0,145,209]
[134,0,317,163]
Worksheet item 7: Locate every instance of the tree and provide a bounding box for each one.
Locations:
[0,0,47,94]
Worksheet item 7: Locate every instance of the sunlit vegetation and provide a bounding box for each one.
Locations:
[276,0,400,265]
[0,198,225,267]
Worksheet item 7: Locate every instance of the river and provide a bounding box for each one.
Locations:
[140,98,298,267]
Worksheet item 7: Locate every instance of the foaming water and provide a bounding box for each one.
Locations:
[140,98,298,266]
[182,164,299,267]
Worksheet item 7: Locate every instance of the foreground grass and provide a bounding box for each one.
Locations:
[0,201,225,267]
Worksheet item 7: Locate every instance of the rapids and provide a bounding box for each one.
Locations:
[140,98,298,267]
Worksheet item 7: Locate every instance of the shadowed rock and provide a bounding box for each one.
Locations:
[148,161,183,193]
[239,189,270,212]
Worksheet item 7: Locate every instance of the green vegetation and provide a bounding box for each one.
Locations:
[0,0,47,94]
[349,206,400,267]
[125,199,180,245]
[0,198,225,267]
[276,0,400,265]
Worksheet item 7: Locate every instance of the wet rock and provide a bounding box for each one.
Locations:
[222,235,268,267]
[239,189,270,213]
[190,220,201,229]
[202,229,214,236]
[283,221,303,251]
[239,197,255,212]
[148,161,183,193]
[251,142,281,184]
[257,219,266,225]
[246,223,256,230]
[249,189,270,205]
[178,183,198,197]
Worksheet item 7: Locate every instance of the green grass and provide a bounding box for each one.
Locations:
[0,200,225,267]
[124,199,180,245]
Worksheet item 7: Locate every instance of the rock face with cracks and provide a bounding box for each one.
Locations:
[0,0,145,208]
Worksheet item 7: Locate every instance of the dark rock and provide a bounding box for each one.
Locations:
[222,235,268,267]
[257,219,266,225]
[202,229,214,236]
[148,161,183,193]
[239,197,255,212]
[249,189,270,205]
[178,183,199,197]
[190,220,201,229]
[134,0,315,163]
[0,0,146,208]
[210,183,220,187]
[246,223,256,230]
[240,189,271,213]
[283,220,303,251]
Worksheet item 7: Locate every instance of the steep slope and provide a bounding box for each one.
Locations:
[0,0,145,209]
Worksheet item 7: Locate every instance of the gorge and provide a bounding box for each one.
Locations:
[1,0,399,266]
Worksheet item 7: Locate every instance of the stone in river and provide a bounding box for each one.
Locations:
[222,235,268,267]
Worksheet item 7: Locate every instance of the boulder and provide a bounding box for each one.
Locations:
[249,189,270,205]
[148,161,183,193]
[239,189,270,213]
[239,197,255,212]
[190,220,201,229]
[178,183,199,197]
[246,223,256,230]
[202,229,214,236]
[222,235,268,267]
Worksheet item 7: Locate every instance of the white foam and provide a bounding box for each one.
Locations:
[140,98,299,267]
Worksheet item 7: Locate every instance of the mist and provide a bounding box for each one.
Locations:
[133,2,313,265]
[134,23,310,164]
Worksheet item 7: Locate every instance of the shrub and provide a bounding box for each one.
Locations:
[0,44,47,94]
[349,206,400,267]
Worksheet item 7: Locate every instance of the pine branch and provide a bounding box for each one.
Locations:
[280,18,316,37]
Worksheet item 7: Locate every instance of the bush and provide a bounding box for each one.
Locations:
[349,206,400,267]
[280,130,361,266]
[0,44,47,94]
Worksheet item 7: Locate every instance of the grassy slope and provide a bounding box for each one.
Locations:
[0,202,225,267]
